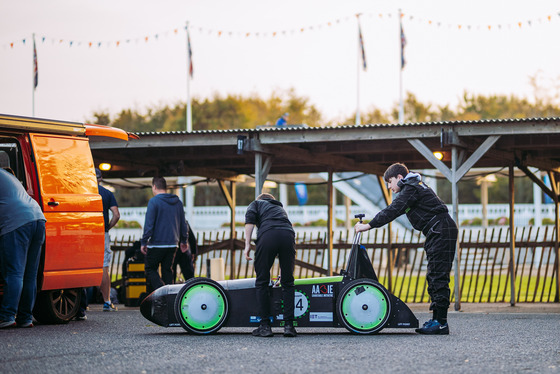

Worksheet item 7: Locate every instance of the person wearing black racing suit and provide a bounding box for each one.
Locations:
[355,163,458,335]
[244,193,296,338]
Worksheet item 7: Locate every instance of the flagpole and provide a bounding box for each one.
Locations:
[399,65,403,124]
[185,21,192,132]
[355,14,362,126]
[32,33,36,117]
[398,10,405,124]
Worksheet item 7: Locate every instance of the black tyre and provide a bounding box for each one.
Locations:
[174,278,229,334]
[33,288,82,324]
[336,279,391,334]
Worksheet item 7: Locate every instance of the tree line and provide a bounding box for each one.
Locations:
[90,87,560,132]
[91,87,559,207]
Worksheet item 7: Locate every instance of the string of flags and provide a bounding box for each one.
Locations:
[3,10,560,50]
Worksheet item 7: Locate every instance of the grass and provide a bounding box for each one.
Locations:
[378,274,557,303]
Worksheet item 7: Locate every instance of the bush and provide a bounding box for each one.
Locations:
[542,218,555,225]
[115,220,142,229]
[221,222,245,227]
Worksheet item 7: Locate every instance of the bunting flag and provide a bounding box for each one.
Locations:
[358,18,367,71]
[400,17,406,70]
[33,36,38,89]
[3,11,560,50]
[187,25,193,78]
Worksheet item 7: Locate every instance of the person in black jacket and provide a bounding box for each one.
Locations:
[355,163,458,335]
[244,193,296,338]
[172,224,197,283]
[140,177,189,292]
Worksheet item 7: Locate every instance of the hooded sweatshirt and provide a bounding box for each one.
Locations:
[141,193,188,247]
[368,172,449,235]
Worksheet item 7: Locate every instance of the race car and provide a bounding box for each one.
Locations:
[140,215,419,334]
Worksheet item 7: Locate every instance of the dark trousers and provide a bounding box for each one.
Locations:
[0,220,45,324]
[424,216,458,312]
[145,246,176,293]
[172,249,194,283]
[254,230,295,323]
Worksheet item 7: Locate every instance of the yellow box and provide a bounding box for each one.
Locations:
[128,263,145,272]
[126,284,146,299]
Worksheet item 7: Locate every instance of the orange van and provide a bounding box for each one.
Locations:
[0,114,134,323]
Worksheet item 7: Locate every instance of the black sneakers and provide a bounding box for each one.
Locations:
[252,324,273,337]
[251,323,298,337]
[415,319,449,335]
[283,324,297,337]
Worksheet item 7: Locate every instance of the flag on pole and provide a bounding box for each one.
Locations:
[186,25,194,78]
[33,36,38,89]
[358,19,367,71]
[400,18,407,69]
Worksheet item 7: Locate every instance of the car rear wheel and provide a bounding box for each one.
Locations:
[174,278,228,334]
[33,288,82,324]
[336,279,391,334]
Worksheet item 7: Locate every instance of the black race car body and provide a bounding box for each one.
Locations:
[141,216,419,335]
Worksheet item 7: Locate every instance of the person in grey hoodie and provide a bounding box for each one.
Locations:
[355,163,458,335]
[141,177,189,292]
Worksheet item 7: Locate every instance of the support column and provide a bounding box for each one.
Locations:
[279,183,288,207]
[532,168,542,227]
[377,175,393,293]
[451,146,461,311]
[327,170,334,276]
[254,152,272,200]
[218,180,237,279]
[480,179,489,229]
[549,172,560,302]
[508,165,516,306]
[345,195,352,231]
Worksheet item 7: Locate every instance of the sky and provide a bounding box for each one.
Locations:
[1,0,560,126]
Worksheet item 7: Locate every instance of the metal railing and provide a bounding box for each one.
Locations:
[109,227,558,303]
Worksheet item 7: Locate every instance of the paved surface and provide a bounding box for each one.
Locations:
[1,303,559,374]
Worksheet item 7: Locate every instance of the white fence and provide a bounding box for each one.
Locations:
[118,203,558,230]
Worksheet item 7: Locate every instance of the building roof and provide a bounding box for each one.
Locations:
[89,117,560,180]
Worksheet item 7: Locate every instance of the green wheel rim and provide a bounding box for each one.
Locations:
[341,284,388,331]
[179,284,226,331]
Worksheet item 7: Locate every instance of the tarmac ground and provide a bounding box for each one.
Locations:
[1,302,559,374]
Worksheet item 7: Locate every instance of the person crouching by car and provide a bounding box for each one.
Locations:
[244,193,297,338]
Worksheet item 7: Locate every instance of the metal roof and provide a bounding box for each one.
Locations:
[89,117,560,180]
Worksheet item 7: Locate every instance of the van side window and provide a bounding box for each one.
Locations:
[31,135,98,195]
[0,139,26,188]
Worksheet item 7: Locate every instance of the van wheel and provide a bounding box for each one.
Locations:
[33,288,82,324]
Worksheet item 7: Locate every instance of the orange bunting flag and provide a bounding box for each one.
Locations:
[518,22,522,28]
[116,41,120,46]
[145,36,149,42]
[458,25,462,30]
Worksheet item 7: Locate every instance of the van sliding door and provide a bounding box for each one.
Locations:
[30,134,104,290]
